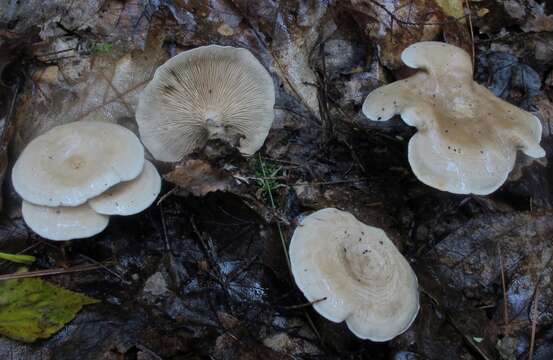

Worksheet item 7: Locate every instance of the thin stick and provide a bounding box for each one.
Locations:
[78,254,127,283]
[280,297,326,310]
[136,344,163,360]
[498,244,509,333]
[464,0,475,69]
[421,287,493,360]
[528,282,540,360]
[156,187,177,206]
[0,262,113,281]
[295,178,368,186]
[304,311,322,343]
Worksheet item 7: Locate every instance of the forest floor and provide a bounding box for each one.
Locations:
[0,0,553,359]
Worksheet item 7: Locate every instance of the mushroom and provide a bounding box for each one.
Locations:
[136,45,275,162]
[12,121,144,207]
[89,160,161,215]
[362,41,545,195]
[289,208,419,341]
[22,201,109,241]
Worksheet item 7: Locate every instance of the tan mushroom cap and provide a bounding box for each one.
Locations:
[362,42,545,195]
[12,121,145,207]
[22,201,109,241]
[289,208,419,342]
[136,45,275,162]
[89,160,161,216]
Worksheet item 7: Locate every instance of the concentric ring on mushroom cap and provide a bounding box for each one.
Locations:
[22,201,109,241]
[362,41,545,195]
[12,121,144,207]
[289,208,419,342]
[89,160,161,216]
[136,45,275,162]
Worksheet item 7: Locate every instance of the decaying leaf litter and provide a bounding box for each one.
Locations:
[0,0,552,358]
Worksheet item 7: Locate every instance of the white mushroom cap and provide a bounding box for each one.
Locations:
[362,42,545,195]
[12,121,145,207]
[22,201,109,241]
[89,160,161,215]
[136,45,275,162]
[289,208,419,342]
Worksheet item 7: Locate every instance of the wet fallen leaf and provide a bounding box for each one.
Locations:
[12,12,169,155]
[0,252,35,264]
[503,0,553,33]
[230,0,336,119]
[349,0,470,69]
[0,276,98,342]
[425,211,553,355]
[476,51,541,108]
[164,159,235,197]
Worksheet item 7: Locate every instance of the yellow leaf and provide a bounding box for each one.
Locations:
[435,0,465,20]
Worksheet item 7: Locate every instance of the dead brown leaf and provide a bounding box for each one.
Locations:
[164,159,234,197]
[348,0,471,69]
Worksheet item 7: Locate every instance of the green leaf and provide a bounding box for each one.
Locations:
[0,252,36,264]
[91,42,113,54]
[0,277,99,342]
[473,336,484,343]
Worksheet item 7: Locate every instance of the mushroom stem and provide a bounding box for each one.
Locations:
[205,117,225,138]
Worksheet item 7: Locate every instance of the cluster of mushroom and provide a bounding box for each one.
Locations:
[12,121,161,241]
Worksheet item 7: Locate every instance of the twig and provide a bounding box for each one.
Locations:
[528,281,540,360]
[498,243,510,334]
[464,0,475,68]
[35,47,76,58]
[261,157,301,167]
[159,203,173,254]
[280,297,326,310]
[78,254,128,283]
[136,344,163,360]
[364,0,468,26]
[421,288,493,360]
[304,311,323,344]
[99,72,134,115]
[76,79,148,120]
[294,178,369,186]
[156,187,178,206]
[189,217,234,306]
[0,262,114,281]
[317,41,333,142]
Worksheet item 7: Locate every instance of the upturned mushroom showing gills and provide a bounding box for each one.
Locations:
[12,121,145,207]
[136,45,275,162]
[362,42,545,195]
[289,208,419,341]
